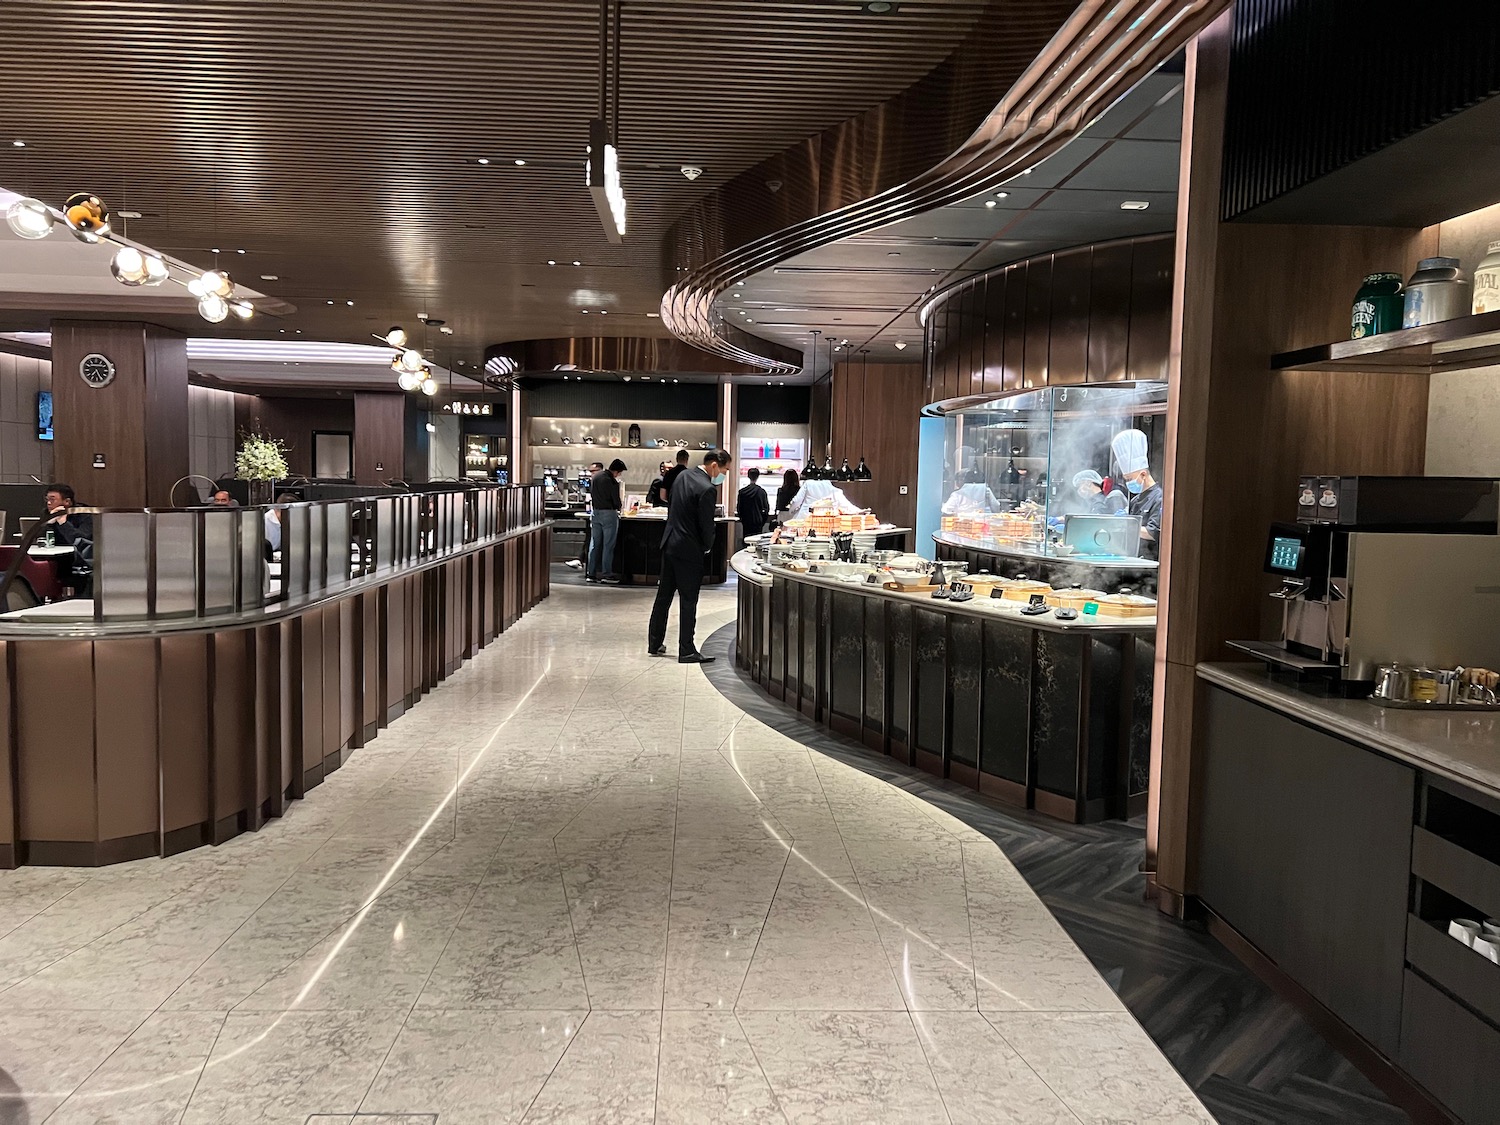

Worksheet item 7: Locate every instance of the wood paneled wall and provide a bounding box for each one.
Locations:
[1150,19,1435,907]
[825,360,925,530]
[244,396,355,478]
[50,320,189,507]
[923,235,1174,406]
[354,392,407,485]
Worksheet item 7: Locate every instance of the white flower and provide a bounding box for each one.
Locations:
[235,433,290,482]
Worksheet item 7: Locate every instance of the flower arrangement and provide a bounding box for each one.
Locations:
[235,431,289,482]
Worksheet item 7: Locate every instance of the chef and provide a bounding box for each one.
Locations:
[942,468,1004,514]
[1109,428,1163,559]
[785,477,861,522]
[1071,469,1126,515]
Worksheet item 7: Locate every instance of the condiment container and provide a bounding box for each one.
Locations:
[1402,257,1471,327]
[1473,240,1500,314]
[1351,273,1404,338]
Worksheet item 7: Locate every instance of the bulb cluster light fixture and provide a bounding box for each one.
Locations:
[5,190,259,323]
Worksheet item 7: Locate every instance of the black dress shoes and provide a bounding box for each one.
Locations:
[678,653,716,664]
[648,645,668,656]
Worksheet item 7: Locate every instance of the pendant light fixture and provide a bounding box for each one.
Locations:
[821,331,836,479]
[803,329,822,480]
[855,348,873,479]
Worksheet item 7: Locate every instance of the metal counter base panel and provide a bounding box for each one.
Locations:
[734,561,1153,824]
[585,514,734,585]
[0,524,552,869]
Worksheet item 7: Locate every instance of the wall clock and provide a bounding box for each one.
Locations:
[79,352,116,388]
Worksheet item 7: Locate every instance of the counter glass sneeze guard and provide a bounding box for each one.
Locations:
[929,381,1167,584]
[8,484,544,632]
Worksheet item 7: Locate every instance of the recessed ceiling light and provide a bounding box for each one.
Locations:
[995,191,1009,199]
[862,1,897,11]
[417,312,429,320]
[623,376,631,382]
[211,247,221,254]
[439,325,454,334]
[894,341,908,350]
[745,318,754,323]
[673,378,679,383]
[345,300,354,306]
[547,259,556,266]
[260,274,279,281]
[580,309,590,314]
[514,159,526,166]
[600,310,607,315]
[1120,200,1150,210]
[572,260,582,266]
[11,140,25,148]
[236,248,246,254]
[887,251,901,257]
[646,312,660,317]
[984,200,997,208]
[326,300,334,305]
[477,158,490,165]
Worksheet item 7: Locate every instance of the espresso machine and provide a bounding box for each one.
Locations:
[1231,476,1500,693]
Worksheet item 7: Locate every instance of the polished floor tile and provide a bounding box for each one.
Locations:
[0,577,1207,1124]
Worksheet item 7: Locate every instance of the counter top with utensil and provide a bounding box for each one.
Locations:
[1198,662,1500,802]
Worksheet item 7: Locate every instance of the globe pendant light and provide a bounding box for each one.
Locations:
[110,246,151,286]
[420,376,439,397]
[142,253,169,286]
[397,370,421,392]
[198,293,229,323]
[62,192,111,243]
[229,299,255,321]
[5,197,54,239]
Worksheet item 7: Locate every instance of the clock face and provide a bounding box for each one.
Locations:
[80,353,115,388]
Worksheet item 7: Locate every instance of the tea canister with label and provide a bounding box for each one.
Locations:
[1350,273,1404,339]
[1402,256,1471,327]
[1472,240,1500,314]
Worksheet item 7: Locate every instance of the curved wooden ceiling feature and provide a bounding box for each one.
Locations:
[483,335,764,380]
[661,0,1230,372]
[0,0,985,362]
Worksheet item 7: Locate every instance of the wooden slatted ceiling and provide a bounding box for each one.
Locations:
[0,0,985,367]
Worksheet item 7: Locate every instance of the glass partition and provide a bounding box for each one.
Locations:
[931,382,1168,567]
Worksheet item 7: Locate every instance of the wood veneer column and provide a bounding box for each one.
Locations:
[50,320,188,507]
[1149,18,1435,909]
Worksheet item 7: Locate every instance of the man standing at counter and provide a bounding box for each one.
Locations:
[649,449,730,663]
[1110,429,1163,559]
[587,458,626,584]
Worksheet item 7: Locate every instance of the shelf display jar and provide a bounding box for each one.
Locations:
[1473,241,1500,314]
[1350,272,1404,339]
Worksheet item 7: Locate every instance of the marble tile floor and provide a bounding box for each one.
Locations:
[0,577,1210,1124]
[696,610,1414,1125]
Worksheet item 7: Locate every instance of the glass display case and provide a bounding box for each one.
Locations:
[930,381,1167,572]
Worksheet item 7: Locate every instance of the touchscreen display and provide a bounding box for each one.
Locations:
[1268,535,1303,573]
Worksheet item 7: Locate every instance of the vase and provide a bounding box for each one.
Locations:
[247,479,272,506]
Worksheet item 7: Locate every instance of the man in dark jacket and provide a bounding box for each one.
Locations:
[736,467,770,537]
[587,458,626,583]
[648,449,730,663]
[43,482,94,597]
[658,448,690,503]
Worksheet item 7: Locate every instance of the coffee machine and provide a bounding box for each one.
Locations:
[1231,476,1500,692]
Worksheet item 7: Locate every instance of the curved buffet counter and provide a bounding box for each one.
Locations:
[732,550,1154,822]
[0,485,551,869]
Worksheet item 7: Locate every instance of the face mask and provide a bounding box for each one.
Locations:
[1126,478,1145,494]
[711,472,727,486]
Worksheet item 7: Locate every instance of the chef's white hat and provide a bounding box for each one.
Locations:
[1110,429,1150,476]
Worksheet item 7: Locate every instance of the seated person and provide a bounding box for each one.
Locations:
[211,489,241,508]
[43,482,93,597]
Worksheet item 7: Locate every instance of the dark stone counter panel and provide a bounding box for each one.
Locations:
[734,564,1154,824]
[0,524,552,869]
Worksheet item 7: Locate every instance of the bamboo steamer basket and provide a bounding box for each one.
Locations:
[1046,588,1106,609]
[998,579,1053,603]
[1092,593,1157,618]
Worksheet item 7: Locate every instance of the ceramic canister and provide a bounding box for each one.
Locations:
[1473,240,1500,314]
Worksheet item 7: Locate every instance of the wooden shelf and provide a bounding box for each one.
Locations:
[1271,310,1500,374]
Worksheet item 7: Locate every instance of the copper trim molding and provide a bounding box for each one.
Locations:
[662,0,1229,372]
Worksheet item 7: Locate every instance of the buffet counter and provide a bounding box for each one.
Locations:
[732,550,1154,822]
[585,511,736,585]
[0,486,552,869]
[932,530,1159,594]
[1195,663,1500,1124]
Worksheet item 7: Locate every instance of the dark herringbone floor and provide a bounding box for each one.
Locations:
[704,622,1411,1125]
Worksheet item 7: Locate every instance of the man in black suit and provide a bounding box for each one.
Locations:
[648,448,730,663]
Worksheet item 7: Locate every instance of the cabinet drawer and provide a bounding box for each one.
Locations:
[1412,826,1500,922]
[1406,914,1500,1028]
[1401,968,1500,1125]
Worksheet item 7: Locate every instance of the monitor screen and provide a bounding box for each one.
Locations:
[1267,535,1303,574]
[36,390,53,441]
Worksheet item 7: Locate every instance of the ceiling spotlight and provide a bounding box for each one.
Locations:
[235,248,246,255]
[62,193,110,243]
[580,309,590,314]
[894,340,908,351]
[984,200,997,208]
[680,165,704,181]
[421,378,438,396]
[547,259,557,266]
[197,294,229,323]
[260,274,279,281]
[398,371,421,392]
[514,158,526,166]
[572,260,582,266]
[326,299,334,305]
[646,311,660,318]
[623,376,631,382]
[599,310,608,315]
[1120,200,1151,210]
[416,312,429,320]
[211,247,221,254]
[995,191,1009,199]
[385,327,407,347]
[477,158,490,165]
[10,140,25,148]
[230,299,254,320]
[6,196,53,240]
[439,325,453,334]
[345,299,354,306]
